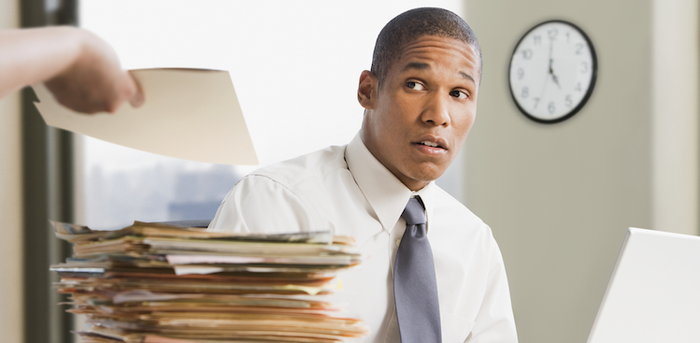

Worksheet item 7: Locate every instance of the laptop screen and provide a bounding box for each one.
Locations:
[587,227,700,343]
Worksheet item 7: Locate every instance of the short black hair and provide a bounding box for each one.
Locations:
[370,7,482,86]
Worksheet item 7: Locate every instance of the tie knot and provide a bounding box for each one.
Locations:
[401,197,426,226]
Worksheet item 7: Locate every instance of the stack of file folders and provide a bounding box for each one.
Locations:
[50,221,366,343]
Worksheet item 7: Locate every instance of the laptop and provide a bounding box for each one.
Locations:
[587,227,700,343]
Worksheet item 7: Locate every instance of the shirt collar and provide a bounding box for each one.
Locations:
[345,133,436,232]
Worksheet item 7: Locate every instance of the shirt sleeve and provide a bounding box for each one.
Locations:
[207,174,317,233]
[467,237,519,343]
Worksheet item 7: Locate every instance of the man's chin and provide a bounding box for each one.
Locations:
[400,165,449,189]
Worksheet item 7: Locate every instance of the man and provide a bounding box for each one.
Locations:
[209,7,517,342]
[0,26,142,113]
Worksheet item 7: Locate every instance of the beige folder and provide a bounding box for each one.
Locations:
[32,68,258,165]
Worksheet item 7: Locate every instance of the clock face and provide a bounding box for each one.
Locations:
[509,20,597,123]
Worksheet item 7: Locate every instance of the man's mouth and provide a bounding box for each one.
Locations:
[417,141,445,149]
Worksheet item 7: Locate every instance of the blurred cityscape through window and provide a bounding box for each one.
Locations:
[81,137,243,230]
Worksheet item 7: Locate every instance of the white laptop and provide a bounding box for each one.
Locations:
[587,227,700,343]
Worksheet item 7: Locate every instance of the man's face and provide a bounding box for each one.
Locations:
[358,35,480,191]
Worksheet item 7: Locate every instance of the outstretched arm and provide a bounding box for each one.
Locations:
[0,26,143,114]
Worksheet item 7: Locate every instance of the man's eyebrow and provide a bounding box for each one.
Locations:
[401,62,477,84]
[459,71,476,84]
[401,62,430,72]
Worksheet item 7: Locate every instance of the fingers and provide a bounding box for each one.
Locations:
[47,68,144,114]
[1,27,143,114]
[50,28,141,114]
[35,27,147,115]
[127,71,145,109]
[107,71,144,113]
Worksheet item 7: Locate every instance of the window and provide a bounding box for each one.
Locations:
[78,1,464,230]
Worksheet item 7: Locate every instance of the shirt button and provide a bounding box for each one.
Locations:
[395,239,401,247]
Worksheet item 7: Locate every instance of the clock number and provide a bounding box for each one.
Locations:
[533,97,540,109]
[517,68,524,80]
[548,101,556,114]
[574,82,582,91]
[533,35,541,46]
[565,31,570,43]
[565,94,573,107]
[521,49,533,60]
[575,43,584,55]
[521,86,529,98]
[580,61,588,73]
[548,28,558,40]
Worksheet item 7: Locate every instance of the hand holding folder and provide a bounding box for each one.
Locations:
[33,68,258,165]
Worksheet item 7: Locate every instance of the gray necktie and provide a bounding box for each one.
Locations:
[394,196,442,342]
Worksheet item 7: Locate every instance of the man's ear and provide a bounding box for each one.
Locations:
[357,70,377,109]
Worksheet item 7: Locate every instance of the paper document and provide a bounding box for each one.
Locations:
[50,220,367,342]
[32,68,258,165]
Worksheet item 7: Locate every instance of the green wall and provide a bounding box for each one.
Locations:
[463,1,654,342]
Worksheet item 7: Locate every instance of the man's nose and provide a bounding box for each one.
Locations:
[422,92,451,126]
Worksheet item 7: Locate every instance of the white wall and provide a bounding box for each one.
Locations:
[0,0,24,342]
[463,1,698,342]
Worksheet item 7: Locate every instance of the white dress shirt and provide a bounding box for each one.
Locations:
[209,133,518,342]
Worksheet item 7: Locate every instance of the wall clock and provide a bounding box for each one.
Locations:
[508,20,597,124]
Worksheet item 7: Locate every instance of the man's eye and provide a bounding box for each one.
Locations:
[406,81,425,90]
[450,90,469,99]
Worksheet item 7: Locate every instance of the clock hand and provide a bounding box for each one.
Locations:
[539,40,554,98]
[549,58,561,89]
[551,74,561,89]
[548,38,562,90]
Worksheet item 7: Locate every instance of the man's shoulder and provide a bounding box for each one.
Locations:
[432,185,479,217]
[432,184,491,232]
[211,144,350,234]
[246,144,348,187]
[430,185,499,254]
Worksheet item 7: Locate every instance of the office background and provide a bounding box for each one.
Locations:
[1,0,698,342]
[465,1,698,342]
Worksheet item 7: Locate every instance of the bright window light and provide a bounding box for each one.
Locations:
[78,1,464,230]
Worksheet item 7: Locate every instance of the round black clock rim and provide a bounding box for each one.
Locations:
[508,19,598,124]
